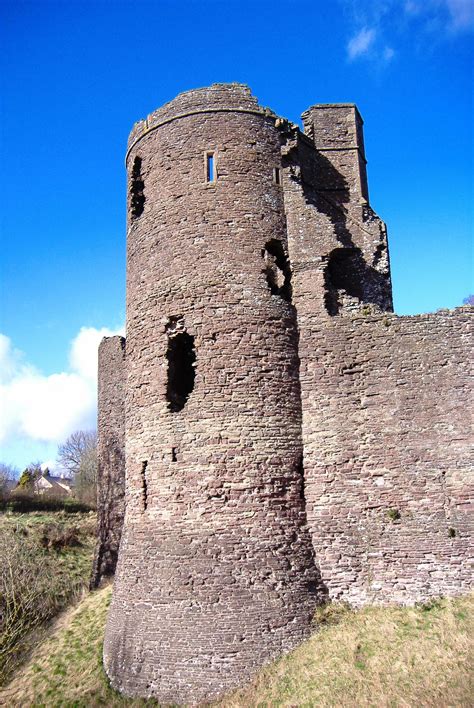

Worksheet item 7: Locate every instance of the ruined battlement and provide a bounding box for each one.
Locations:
[127,83,276,158]
[96,84,473,704]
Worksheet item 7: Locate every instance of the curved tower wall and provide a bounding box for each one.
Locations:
[104,85,322,703]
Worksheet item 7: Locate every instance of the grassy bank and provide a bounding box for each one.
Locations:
[0,586,153,708]
[2,586,472,706]
[224,595,474,707]
[0,510,96,684]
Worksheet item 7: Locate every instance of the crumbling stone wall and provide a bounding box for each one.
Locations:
[98,83,473,704]
[103,84,324,705]
[279,105,473,606]
[298,310,473,606]
[91,335,125,588]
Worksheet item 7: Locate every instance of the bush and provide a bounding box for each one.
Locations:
[38,524,81,551]
[386,507,401,522]
[0,512,96,684]
[0,493,94,514]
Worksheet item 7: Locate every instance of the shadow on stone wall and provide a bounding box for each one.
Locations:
[90,436,125,589]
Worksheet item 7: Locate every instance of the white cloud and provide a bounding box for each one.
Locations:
[0,334,23,385]
[70,326,123,381]
[343,0,473,65]
[347,27,377,59]
[404,0,474,30]
[0,326,124,456]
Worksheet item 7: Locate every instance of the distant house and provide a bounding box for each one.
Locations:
[34,471,74,497]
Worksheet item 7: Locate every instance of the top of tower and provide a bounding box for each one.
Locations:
[127,83,277,158]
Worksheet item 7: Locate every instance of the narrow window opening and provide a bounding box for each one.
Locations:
[166,317,196,412]
[171,447,178,462]
[262,239,292,303]
[273,167,281,185]
[141,461,148,511]
[130,156,146,219]
[206,152,215,183]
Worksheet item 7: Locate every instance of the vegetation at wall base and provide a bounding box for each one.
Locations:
[1,586,472,706]
[0,510,96,685]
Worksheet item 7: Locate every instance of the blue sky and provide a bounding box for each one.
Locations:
[1,0,473,472]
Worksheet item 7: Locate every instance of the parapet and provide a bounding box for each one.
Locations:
[127,83,276,160]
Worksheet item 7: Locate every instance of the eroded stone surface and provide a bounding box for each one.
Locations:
[102,84,323,704]
[96,83,473,703]
[91,335,125,588]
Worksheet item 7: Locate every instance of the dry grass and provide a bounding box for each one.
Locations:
[0,586,157,708]
[222,595,474,708]
[2,585,473,707]
[0,510,96,684]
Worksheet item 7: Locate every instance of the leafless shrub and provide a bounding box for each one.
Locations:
[38,524,81,551]
[0,522,89,684]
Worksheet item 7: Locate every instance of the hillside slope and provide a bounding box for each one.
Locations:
[1,588,472,707]
[0,510,96,684]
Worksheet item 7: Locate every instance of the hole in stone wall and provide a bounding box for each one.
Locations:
[141,461,148,511]
[324,248,365,315]
[298,455,306,504]
[171,447,178,462]
[372,243,386,268]
[166,317,196,412]
[130,156,146,219]
[273,167,281,185]
[262,239,292,303]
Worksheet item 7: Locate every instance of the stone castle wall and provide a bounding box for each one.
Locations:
[300,310,473,605]
[91,335,125,588]
[96,83,473,703]
[103,84,324,704]
[278,102,473,606]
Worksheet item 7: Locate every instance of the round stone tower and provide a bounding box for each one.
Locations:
[103,84,322,703]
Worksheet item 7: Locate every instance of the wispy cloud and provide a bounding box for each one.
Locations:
[444,0,474,30]
[405,0,474,31]
[0,326,124,461]
[343,0,473,64]
[347,25,395,64]
[348,27,377,59]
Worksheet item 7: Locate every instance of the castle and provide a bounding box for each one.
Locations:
[93,84,473,703]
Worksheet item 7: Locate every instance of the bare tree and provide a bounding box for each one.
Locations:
[57,431,97,505]
[57,431,96,474]
[462,294,474,306]
[0,464,18,500]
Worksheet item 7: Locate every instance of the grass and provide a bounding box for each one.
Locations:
[1,586,472,707]
[0,510,96,685]
[1,586,156,708]
[223,595,474,707]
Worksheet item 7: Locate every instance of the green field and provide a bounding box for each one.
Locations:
[2,579,472,707]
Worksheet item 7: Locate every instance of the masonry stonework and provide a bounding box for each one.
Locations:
[96,83,473,703]
[91,335,126,588]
